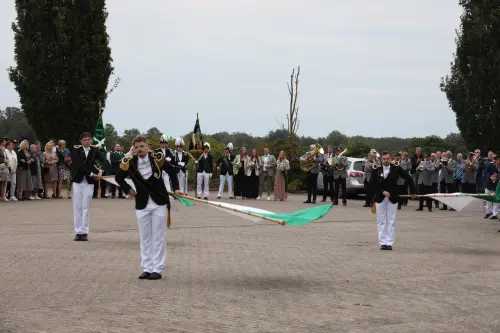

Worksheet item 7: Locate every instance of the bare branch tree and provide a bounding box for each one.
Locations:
[286,66,300,158]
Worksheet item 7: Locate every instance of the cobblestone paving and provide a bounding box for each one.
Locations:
[0,195,499,333]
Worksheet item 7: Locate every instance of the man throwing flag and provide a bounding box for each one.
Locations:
[116,135,183,280]
[371,151,416,250]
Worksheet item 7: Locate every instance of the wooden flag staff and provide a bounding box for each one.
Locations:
[169,192,286,225]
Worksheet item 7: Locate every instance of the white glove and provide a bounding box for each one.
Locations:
[178,162,185,166]
[166,157,172,162]
[217,167,220,170]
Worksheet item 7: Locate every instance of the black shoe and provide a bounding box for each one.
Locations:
[217,196,221,199]
[491,215,498,220]
[380,245,387,250]
[81,234,88,241]
[439,207,448,211]
[321,199,326,203]
[148,272,162,280]
[74,234,82,241]
[118,196,126,199]
[449,208,456,211]
[303,200,311,204]
[311,200,316,204]
[397,205,401,210]
[415,208,423,211]
[333,202,338,205]
[428,208,432,212]
[363,204,369,207]
[139,272,151,280]
[386,245,393,250]
[203,197,208,200]
[342,202,347,206]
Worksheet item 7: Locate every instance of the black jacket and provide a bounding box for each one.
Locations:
[196,153,213,174]
[171,150,189,173]
[16,150,33,170]
[410,154,422,174]
[70,146,109,184]
[155,147,173,160]
[371,164,416,204]
[217,153,233,176]
[115,151,180,210]
[110,151,124,175]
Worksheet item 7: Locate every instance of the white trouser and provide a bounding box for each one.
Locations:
[177,170,187,194]
[162,171,172,192]
[197,172,210,197]
[485,188,500,216]
[9,171,16,196]
[72,179,94,234]
[135,197,167,274]
[376,197,398,246]
[217,174,233,197]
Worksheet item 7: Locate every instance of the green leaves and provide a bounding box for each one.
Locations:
[9,1,113,145]
[442,0,500,152]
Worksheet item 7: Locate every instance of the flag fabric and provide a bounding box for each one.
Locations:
[188,113,203,151]
[422,187,500,212]
[202,200,333,226]
[101,177,194,208]
[92,104,106,153]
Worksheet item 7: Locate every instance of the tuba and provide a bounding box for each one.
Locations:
[300,144,324,171]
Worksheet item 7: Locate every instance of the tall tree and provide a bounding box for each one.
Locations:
[440,0,500,152]
[145,127,162,138]
[0,107,37,142]
[280,66,301,159]
[8,0,113,144]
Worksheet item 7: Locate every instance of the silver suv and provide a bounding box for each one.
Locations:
[317,157,365,196]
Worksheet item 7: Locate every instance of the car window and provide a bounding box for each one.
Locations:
[352,161,363,171]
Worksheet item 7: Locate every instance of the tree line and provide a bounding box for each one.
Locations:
[1,106,468,157]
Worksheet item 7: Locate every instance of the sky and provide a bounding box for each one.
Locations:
[0,0,463,139]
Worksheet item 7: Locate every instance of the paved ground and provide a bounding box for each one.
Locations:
[0,194,499,333]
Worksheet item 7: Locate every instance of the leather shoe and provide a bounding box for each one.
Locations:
[380,245,387,250]
[139,272,151,280]
[74,234,82,241]
[148,272,162,280]
[303,200,311,204]
[81,234,88,241]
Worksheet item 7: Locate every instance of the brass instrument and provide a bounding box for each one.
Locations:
[439,158,448,166]
[334,148,348,171]
[300,144,324,171]
[391,160,400,167]
[372,163,381,170]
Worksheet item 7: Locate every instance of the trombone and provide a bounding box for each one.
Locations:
[334,148,348,171]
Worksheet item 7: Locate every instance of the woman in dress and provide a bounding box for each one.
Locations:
[233,147,249,199]
[16,140,34,200]
[30,144,42,199]
[56,140,71,199]
[245,148,261,199]
[43,142,59,198]
[0,138,10,201]
[274,150,290,201]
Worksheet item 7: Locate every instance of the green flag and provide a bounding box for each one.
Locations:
[471,184,500,203]
[255,204,333,226]
[92,106,106,152]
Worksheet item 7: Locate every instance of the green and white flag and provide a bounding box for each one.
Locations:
[92,102,106,152]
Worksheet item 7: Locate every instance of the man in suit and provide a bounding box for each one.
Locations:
[321,145,335,203]
[300,144,322,204]
[410,147,423,194]
[172,137,189,194]
[371,151,416,250]
[110,143,125,198]
[258,146,276,201]
[415,154,434,212]
[438,151,457,211]
[333,147,349,206]
[429,153,440,208]
[461,152,479,193]
[196,142,213,199]
[484,156,500,220]
[217,144,235,199]
[155,134,173,192]
[70,132,109,241]
[115,135,182,280]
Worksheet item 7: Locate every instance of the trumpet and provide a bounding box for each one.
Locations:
[391,160,400,167]
[372,163,382,170]
[439,158,448,166]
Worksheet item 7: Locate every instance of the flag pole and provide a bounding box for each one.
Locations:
[400,193,495,198]
[169,192,286,225]
[97,101,103,199]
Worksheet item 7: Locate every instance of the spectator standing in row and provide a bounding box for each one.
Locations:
[5,140,18,201]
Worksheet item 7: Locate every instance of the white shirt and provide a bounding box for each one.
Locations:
[6,149,17,170]
[138,154,153,179]
[83,146,90,158]
[382,165,390,178]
